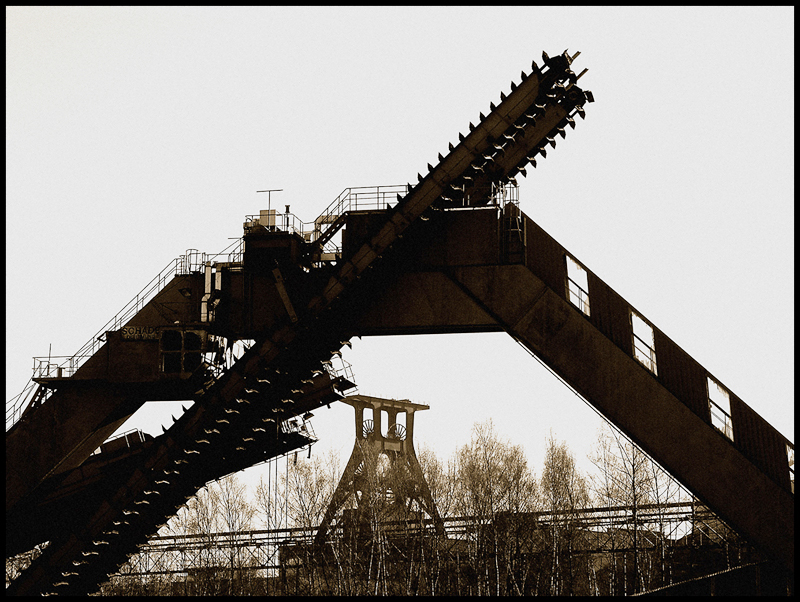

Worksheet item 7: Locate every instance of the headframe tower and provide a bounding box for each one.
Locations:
[314,395,445,545]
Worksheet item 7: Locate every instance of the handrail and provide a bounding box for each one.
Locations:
[244,185,409,258]
[6,239,244,432]
[312,184,408,245]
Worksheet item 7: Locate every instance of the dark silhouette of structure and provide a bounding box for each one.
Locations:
[5,50,792,595]
[314,395,445,546]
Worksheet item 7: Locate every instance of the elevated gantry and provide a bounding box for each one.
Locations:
[6,50,793,596]
[314,395,445,546]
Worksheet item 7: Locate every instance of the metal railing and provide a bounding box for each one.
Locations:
[243,185,410,260]
[312,185,408,245]
[633,333,658,376]
[567,277,591,316]
[243,211,308,240]
[6,239,244,432]
[106,500,734,581]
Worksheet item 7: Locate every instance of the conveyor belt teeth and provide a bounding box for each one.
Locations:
[469,122,475,131]
[480,112,485,121]
[448,141,455,151]
[547,137,556,148]
[417,173,423,182]
[438,152,444,162]
[566,115,576,129]
[490,101,496,111]
[576,106,586,119]
[510,81,517,91]
[428,163,434,172]
[519,167,527,177]
[500,91,506,101]
[520,70,527,81]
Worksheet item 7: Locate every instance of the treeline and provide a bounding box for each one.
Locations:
[101,421,754,595]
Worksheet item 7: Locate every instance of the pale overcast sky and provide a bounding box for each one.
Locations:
[6,7,793,489]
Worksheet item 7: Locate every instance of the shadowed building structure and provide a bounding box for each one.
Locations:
[314,395,445,546]
[6,50,792,595]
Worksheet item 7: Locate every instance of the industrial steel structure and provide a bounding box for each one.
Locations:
[90,500,751,594]
[313,395,445,546]
[5,50,793,595]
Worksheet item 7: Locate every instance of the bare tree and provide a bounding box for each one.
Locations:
[214,474,256,594]
[282,449,340,529]
[417,443,458,519]
[454,419,538,595]
[540,430,590,595]
[254,457,290,531]
[588,423,686,594]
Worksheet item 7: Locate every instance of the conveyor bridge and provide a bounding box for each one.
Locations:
[5,50,792,595]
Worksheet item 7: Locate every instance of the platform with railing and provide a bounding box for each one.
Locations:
[6,240,244,431]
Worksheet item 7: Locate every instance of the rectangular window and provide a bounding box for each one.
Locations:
[707,376,734,441]
[160,329,205,375]
[631,311,657,375]
[565,255,590,316]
